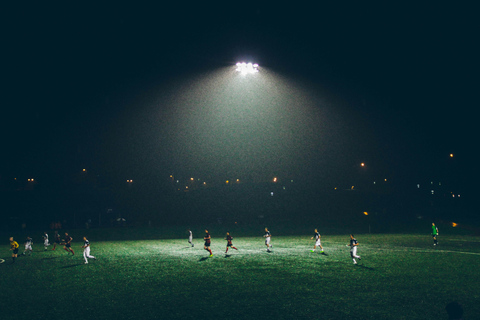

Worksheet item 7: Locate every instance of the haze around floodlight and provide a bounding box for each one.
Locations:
[236,62,259,74]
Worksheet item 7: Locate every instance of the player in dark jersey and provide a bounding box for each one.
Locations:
[9,237,19,263]
[63,233,75,255]
[224,232,238,254]
[52,231,61,250]
[204,230,213,257]
[348,234,361,264]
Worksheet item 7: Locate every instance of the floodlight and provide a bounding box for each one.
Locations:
[235,62,259,74]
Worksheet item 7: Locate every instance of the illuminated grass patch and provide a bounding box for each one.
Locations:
[1,234,479,320]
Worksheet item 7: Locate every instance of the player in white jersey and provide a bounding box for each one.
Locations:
[43,232,50,251]
[23,237,33,255]
[188,229,194,247]
[310,229,324,253]
[347,234,361,264]
[263,228,272,252]
[81,237,96,264]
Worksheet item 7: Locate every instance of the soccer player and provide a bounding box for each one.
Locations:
[224,232,238,254]
[43,232,50,251]
[348,234,361,264]
[52,231,61,250]
[263,227,272,252]
[310,229,324,253]
[23,237,33,256]
[9,237,19,263]
[81,237,96,264]
[188,229,194,247]
[63,233,75,255]
[432,223,439,246]
[204,230,213,257]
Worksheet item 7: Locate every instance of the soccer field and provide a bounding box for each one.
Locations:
[1,233,479,320]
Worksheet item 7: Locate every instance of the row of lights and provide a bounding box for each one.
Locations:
[236,62,259,74]
[12,157,457,187]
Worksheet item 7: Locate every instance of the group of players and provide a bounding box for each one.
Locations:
[193,227,363,264]
[7,223,439,266]
[8,231,96,264]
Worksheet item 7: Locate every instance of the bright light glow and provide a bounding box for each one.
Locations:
[236,62,259,74]
[363,212,369,216]
[273,177,277,182]
[452,222,458,227]
[361,163,365,167]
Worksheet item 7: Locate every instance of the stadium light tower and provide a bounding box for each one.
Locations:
[236,62,259,74]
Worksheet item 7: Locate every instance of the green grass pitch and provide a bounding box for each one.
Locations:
[1,233,479,320]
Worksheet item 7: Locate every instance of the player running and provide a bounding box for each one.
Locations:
[310,229,324,253]
[224,232,238,254]
[9,237,19,263]
[204,230,213,257]
[23,237,33,256]
[52,231,61,250]
[432,223,439,246]
[43,232,50,251]
[188,229,194,247]
[263,227,273,252]
[347,234,361,264]
[81,237,96,264]
[63,233,75,255]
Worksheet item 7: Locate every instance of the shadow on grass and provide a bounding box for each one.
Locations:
[61,263,83,269]
[224,254,231,258]
[198,257,210,262]
[355,264,375,271]
[42,257,58,261]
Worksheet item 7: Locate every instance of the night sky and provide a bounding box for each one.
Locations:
[2,3,476,190]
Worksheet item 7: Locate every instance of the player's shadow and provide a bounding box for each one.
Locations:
[224,254,232,258]
[198,257,210,262]
[42,257,58,261]
[61,263,83,269]
[355,264,375,271]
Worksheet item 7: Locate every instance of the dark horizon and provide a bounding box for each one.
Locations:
[2,3,476,224]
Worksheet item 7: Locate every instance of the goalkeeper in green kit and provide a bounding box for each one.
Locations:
[432,223,438,246]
